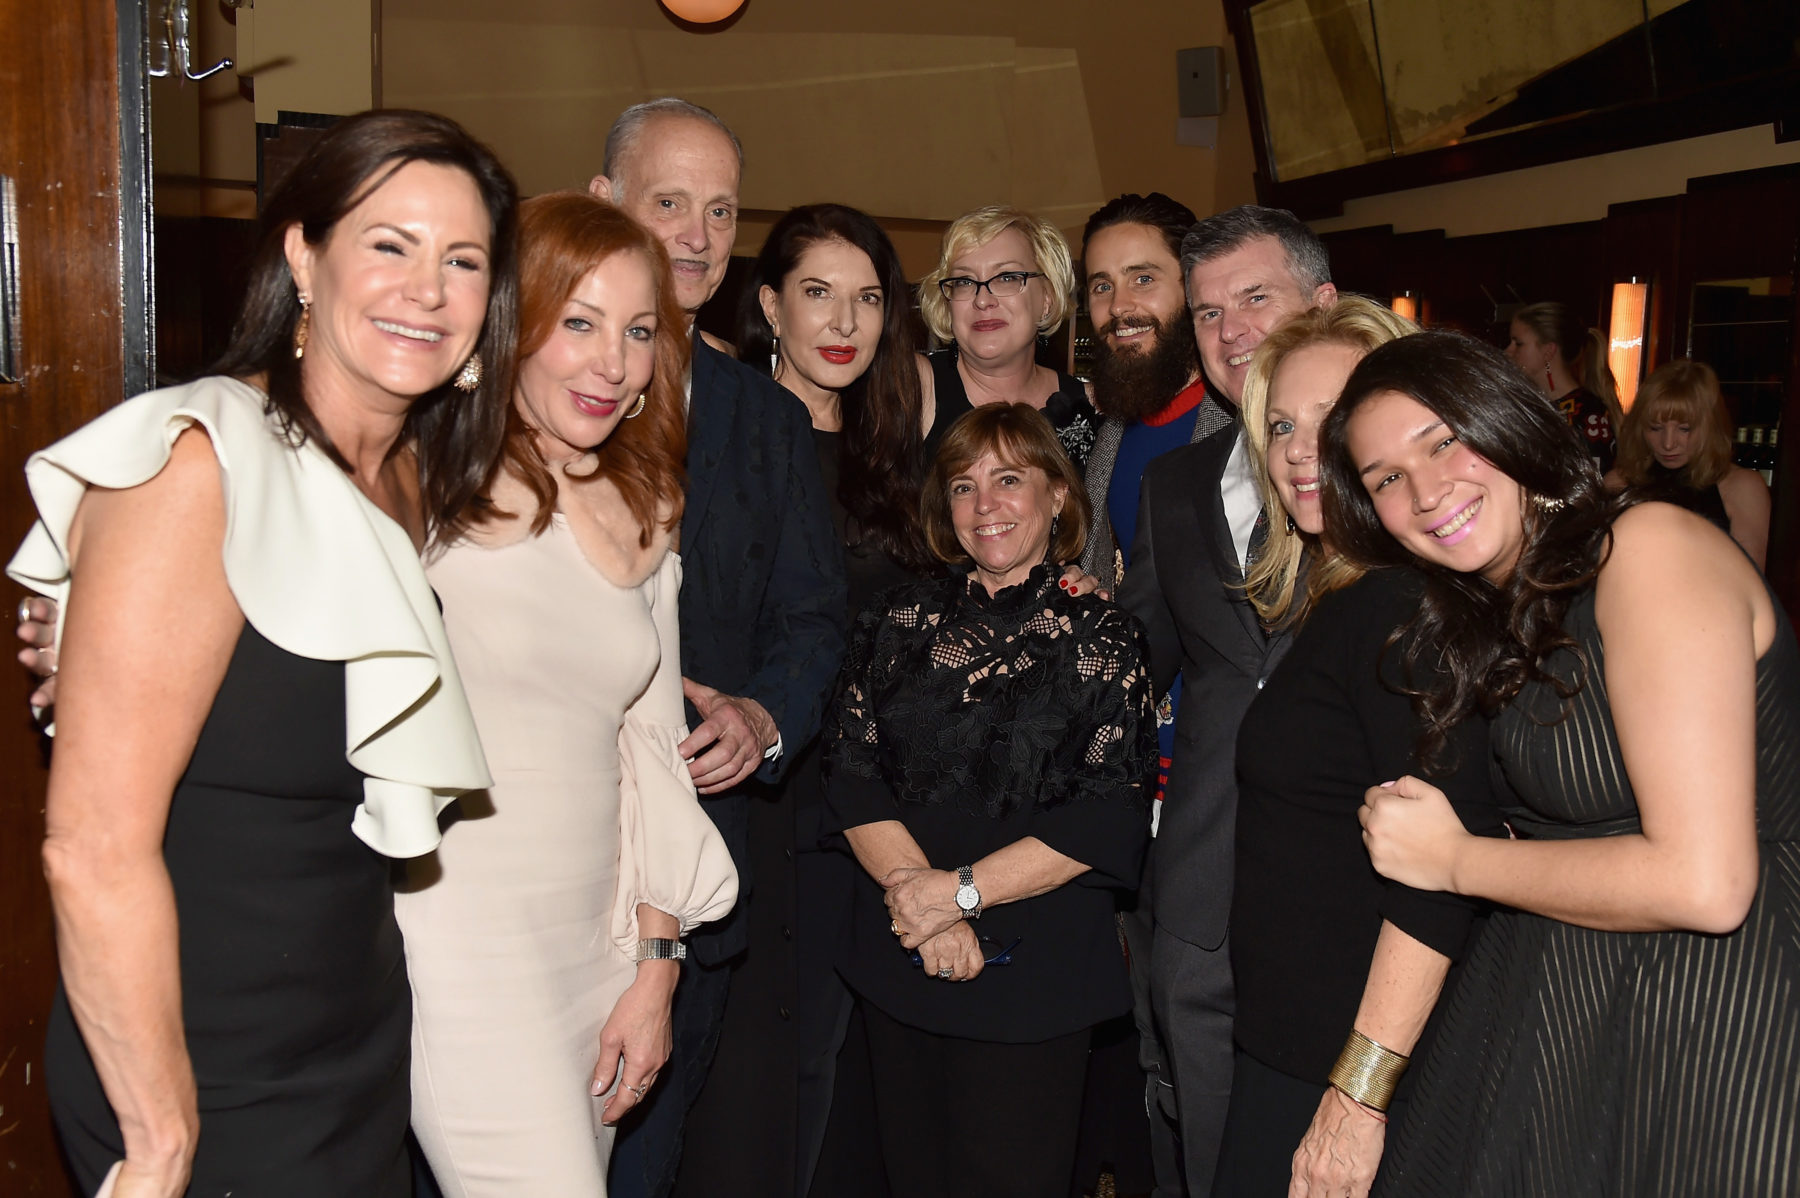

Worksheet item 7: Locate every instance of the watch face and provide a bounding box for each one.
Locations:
[956,883,980,911]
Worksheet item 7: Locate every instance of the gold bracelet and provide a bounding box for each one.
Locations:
[1327,1028,1410,1112]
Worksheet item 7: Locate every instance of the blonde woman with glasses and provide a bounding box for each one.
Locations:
[917,205,1100,469]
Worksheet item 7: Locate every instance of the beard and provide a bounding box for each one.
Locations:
[1090,311,1202,423]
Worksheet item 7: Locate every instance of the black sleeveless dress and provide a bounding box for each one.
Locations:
[1377,589,1800,1197]
[47,624,411,1196]
[1630,463,1732,534]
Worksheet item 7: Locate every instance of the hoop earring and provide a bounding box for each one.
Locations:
[452,353,483,392]
[623,393,647,420]
[1285,513,1297,534]
[292,295,311,360]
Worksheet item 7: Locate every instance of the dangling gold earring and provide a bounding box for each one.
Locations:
[293,295,311,360]
[452,353,483,392]
[623,394,647,419]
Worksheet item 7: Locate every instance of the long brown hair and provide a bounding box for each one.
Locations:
[212,109,520,547]
[737,204,931,571]
[1320,331,1614,766]
[478,192,688,545]
[1613,358,1734,488]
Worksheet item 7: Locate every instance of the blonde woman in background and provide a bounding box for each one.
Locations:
[917,205,1100,468]
[1504,300,1619,471]
[1605,358,1770,569]
[1218,299,1506,1198]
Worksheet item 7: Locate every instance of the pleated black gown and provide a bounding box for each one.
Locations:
[47,624,412,1197]
[1377,587,1800,1197]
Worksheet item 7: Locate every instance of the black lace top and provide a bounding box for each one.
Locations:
[823,562,1156,1042]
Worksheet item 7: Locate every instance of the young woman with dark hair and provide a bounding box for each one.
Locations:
[1316,330,1799,1196]
[400,191,737,1195]
[8,109,514,1197]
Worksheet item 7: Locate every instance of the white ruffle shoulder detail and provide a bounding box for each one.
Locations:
[6,375,491,858]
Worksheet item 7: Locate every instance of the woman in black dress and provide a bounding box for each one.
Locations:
[1604,357,1771,568]
[824,403,1155,1198]
[1221,299,1503,1198]
[8,111,516,1197]
[917,206,1100,469]
[1322,331,1800,1196]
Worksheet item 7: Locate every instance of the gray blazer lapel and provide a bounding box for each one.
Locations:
[1079,416,1127,586]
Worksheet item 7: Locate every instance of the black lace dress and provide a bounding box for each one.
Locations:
[1377,588,1800,1197]
[823,563,1156,1043]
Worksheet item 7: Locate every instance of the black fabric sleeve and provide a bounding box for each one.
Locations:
[1345,572,1504,960]
[744,381,849,782]
[1030,608,1156,889]
[821,605,896,833]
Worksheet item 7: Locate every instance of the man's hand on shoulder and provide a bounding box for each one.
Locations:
[679,677,778,795]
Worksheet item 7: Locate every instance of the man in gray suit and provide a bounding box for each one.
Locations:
[1118,205,1336,1196]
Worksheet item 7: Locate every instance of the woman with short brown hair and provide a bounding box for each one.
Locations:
[825,402,1154,1198]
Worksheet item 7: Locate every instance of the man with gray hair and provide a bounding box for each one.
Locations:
[1118,205,1334,1195]
[590,97,846,1198]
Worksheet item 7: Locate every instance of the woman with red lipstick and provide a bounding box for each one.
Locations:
[1318,331,1800,1197]
[1605,358,1770,568]
[7,111,515,1197]
[1219,301,1504,1198]
[823,404,1155,1198]
[399,192,737,1196]
[918,206,1100,469]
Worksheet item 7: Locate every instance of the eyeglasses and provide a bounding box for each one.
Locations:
[937,271,1045,302]
[909,936,1022,967]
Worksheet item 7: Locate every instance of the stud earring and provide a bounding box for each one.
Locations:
[453,353,483,392]
[623,394,647,420]
[293,295,311,360]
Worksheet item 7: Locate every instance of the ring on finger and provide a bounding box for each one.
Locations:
[18,599,32,625]
[627,1080,650,1098]
[936,967,953,979]
[890,919,902,936]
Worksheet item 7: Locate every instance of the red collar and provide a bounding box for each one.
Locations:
[1142,376,1210,427]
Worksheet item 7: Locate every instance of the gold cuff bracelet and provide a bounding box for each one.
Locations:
[1327,1028,1410,1112]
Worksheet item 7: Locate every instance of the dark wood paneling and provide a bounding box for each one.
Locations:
[0,0,127,1189]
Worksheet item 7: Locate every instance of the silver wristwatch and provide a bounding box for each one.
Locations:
[634,938,687,961]
[954,865,982,919]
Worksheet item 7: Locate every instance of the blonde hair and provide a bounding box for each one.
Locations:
[1240,296,1419,627]
[1614,358,1734,488]
[918,206,1076,345]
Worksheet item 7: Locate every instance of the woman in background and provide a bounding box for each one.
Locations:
[918,206,1099,468]
[1323,330,1799,1197]
[9,110,514,1197]
[1505,300,1618,471]
[402,192,737,1197]
[1605,357,1770,569]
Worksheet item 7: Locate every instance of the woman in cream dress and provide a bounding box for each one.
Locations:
[399,192,736,1196]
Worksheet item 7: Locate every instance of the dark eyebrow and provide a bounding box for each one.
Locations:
[370,223,488,256]
[1358,418,1445,477]
[1233,280,1269,299]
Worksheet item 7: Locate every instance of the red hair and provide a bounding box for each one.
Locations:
[478,190,688,544]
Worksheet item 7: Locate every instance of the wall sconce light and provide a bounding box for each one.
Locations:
[1391,290,1418,322]
[1608,277,1649,410]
